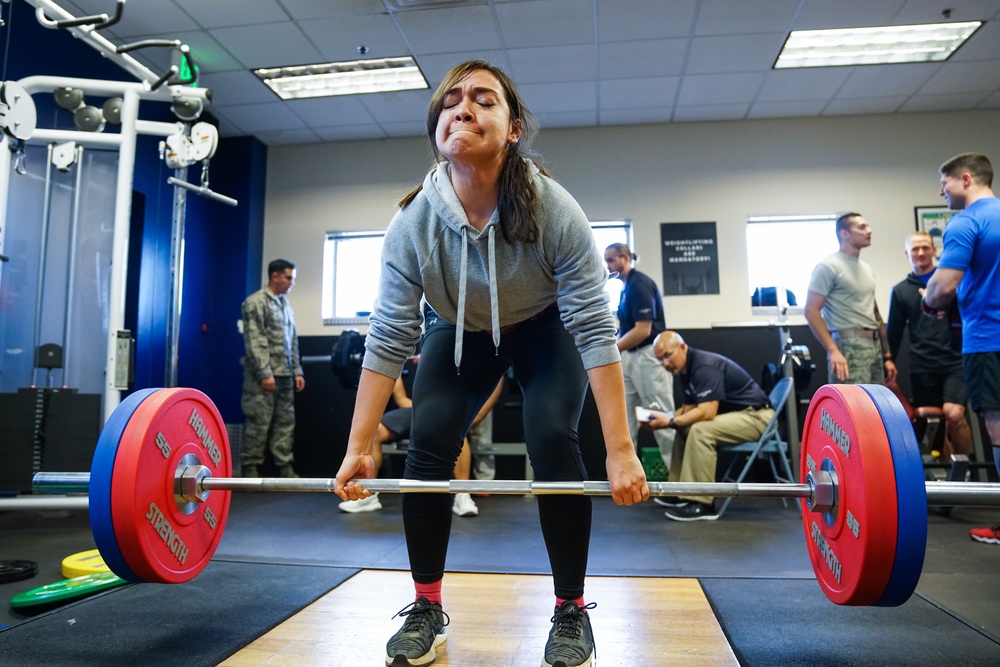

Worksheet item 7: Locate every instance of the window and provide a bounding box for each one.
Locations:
[322,219,633,325]
[322,231,385,325]
[590,220,632,312]
[746,214,839,310]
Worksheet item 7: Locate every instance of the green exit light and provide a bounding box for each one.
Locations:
[179,53,199,87]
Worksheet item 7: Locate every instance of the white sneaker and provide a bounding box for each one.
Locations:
[453,493,479,517]
[339,493,382,513]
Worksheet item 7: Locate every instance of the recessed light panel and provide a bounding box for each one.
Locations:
[775,21,982,68]
[254,57,428,100]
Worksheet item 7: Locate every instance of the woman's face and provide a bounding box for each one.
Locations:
[434,69,521,167]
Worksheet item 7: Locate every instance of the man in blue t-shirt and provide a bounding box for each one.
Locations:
[922,152,1000,545]
[646,331,774,522]
[605,244,675,466]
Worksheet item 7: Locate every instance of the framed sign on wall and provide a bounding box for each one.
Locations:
[914,206,957,258]
[660,222,719,296]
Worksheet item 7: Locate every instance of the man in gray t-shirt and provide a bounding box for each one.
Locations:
[804,213,898,385]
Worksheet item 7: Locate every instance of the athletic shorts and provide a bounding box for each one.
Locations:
[911,364,968,408]
[963,352,1000,412]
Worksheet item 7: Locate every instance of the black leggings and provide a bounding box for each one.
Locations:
[404,307,595,600]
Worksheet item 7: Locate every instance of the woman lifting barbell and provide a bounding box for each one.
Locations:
[332,60,648,667]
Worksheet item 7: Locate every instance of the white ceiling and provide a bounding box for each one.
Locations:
[58,0,1000,145]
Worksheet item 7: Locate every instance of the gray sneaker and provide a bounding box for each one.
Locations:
[385,597,448,666]
[542,601,596,667]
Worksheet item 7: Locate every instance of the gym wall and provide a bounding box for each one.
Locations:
[263,108,1000,336]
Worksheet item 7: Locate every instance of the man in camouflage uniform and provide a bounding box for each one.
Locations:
[240,259,305,477]
[804,213,898,385]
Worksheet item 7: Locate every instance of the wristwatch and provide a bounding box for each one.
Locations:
[668,417,676,429]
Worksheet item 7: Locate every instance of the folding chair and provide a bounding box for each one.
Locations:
[717,377,796,517]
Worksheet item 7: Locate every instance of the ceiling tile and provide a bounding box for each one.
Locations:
[600,107,673,125]
[672,103,749,122]
[901,92,993,112]
[599,39,688,78]
[920,60,1000,94]
[416,51,510,86]
[254,128,324,145]
[507,45,597,84]
[280,0,386,20]
[298,14,410,61]
[174,0,290,29]
[382,120,430,137]
[360,90,435,123]
[949,21,1000,61]
[200,70,279,106]
[314,124,389,142]
[392,6,502,54]
[599,77,679,110]
[212,101,308,132]
[686,33,787,74]
[597,0,697,42]
[65,0,199,38]
[677,72,765,105]
[534,110,598,128]
[496,0,594,48]
[747,99,830,119]
[206,108,246,136]
[894,0,1000,25]
[978,90,1000,108]
[791,0,907,29]
[821,96,908,115]
[517,81,596,114]
[837,63,940,98]
[284,96,378,126]
[695,0,800,36]
[755,68,851,102]
[210,23,324,68]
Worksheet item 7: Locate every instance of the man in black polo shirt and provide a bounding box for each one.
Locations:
[604,243,675,465]
[886,230,970,457]
[648,331,774,521]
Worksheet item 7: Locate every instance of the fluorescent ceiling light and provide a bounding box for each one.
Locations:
[254,56,428,100]
[774,21,982,68]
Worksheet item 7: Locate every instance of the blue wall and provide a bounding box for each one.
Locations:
[2,0,265,422]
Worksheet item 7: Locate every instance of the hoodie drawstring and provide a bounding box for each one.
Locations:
[487,225,500,355]
[453,224,502,373]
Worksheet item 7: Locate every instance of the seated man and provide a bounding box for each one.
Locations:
[646,331,775,522]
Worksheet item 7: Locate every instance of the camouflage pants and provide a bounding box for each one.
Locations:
[828,335,883,384]
[241,372,296,467]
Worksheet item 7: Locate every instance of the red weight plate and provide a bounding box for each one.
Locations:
[111,388,232,584]
[800,385,898,606]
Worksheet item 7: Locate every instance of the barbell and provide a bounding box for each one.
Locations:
[31,384,1000,608]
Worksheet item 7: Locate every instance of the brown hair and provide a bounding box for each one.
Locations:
[940,152,993,187]
[399,60,546,244]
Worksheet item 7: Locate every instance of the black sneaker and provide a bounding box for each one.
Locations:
[652,495,687,508]
[385,597,449,666]
[664,501,719,522]
[543,600,596,667]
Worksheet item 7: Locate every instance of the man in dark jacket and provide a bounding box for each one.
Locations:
[886,231,970,455]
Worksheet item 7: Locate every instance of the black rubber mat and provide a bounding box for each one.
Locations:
[701,577,1000,666]
[0,561,358,666]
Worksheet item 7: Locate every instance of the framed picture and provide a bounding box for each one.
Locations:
[914,206,957,258]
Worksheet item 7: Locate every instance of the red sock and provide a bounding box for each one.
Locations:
[556,596,585,608]
[415,580,443,605]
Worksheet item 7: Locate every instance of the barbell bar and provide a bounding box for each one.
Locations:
[25,384,1000,609]
[32,470,1000,507]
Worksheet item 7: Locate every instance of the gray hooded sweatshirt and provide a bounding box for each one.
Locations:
[362,159,621,379]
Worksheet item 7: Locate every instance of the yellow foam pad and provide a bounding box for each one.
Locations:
[61,549,110,579]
